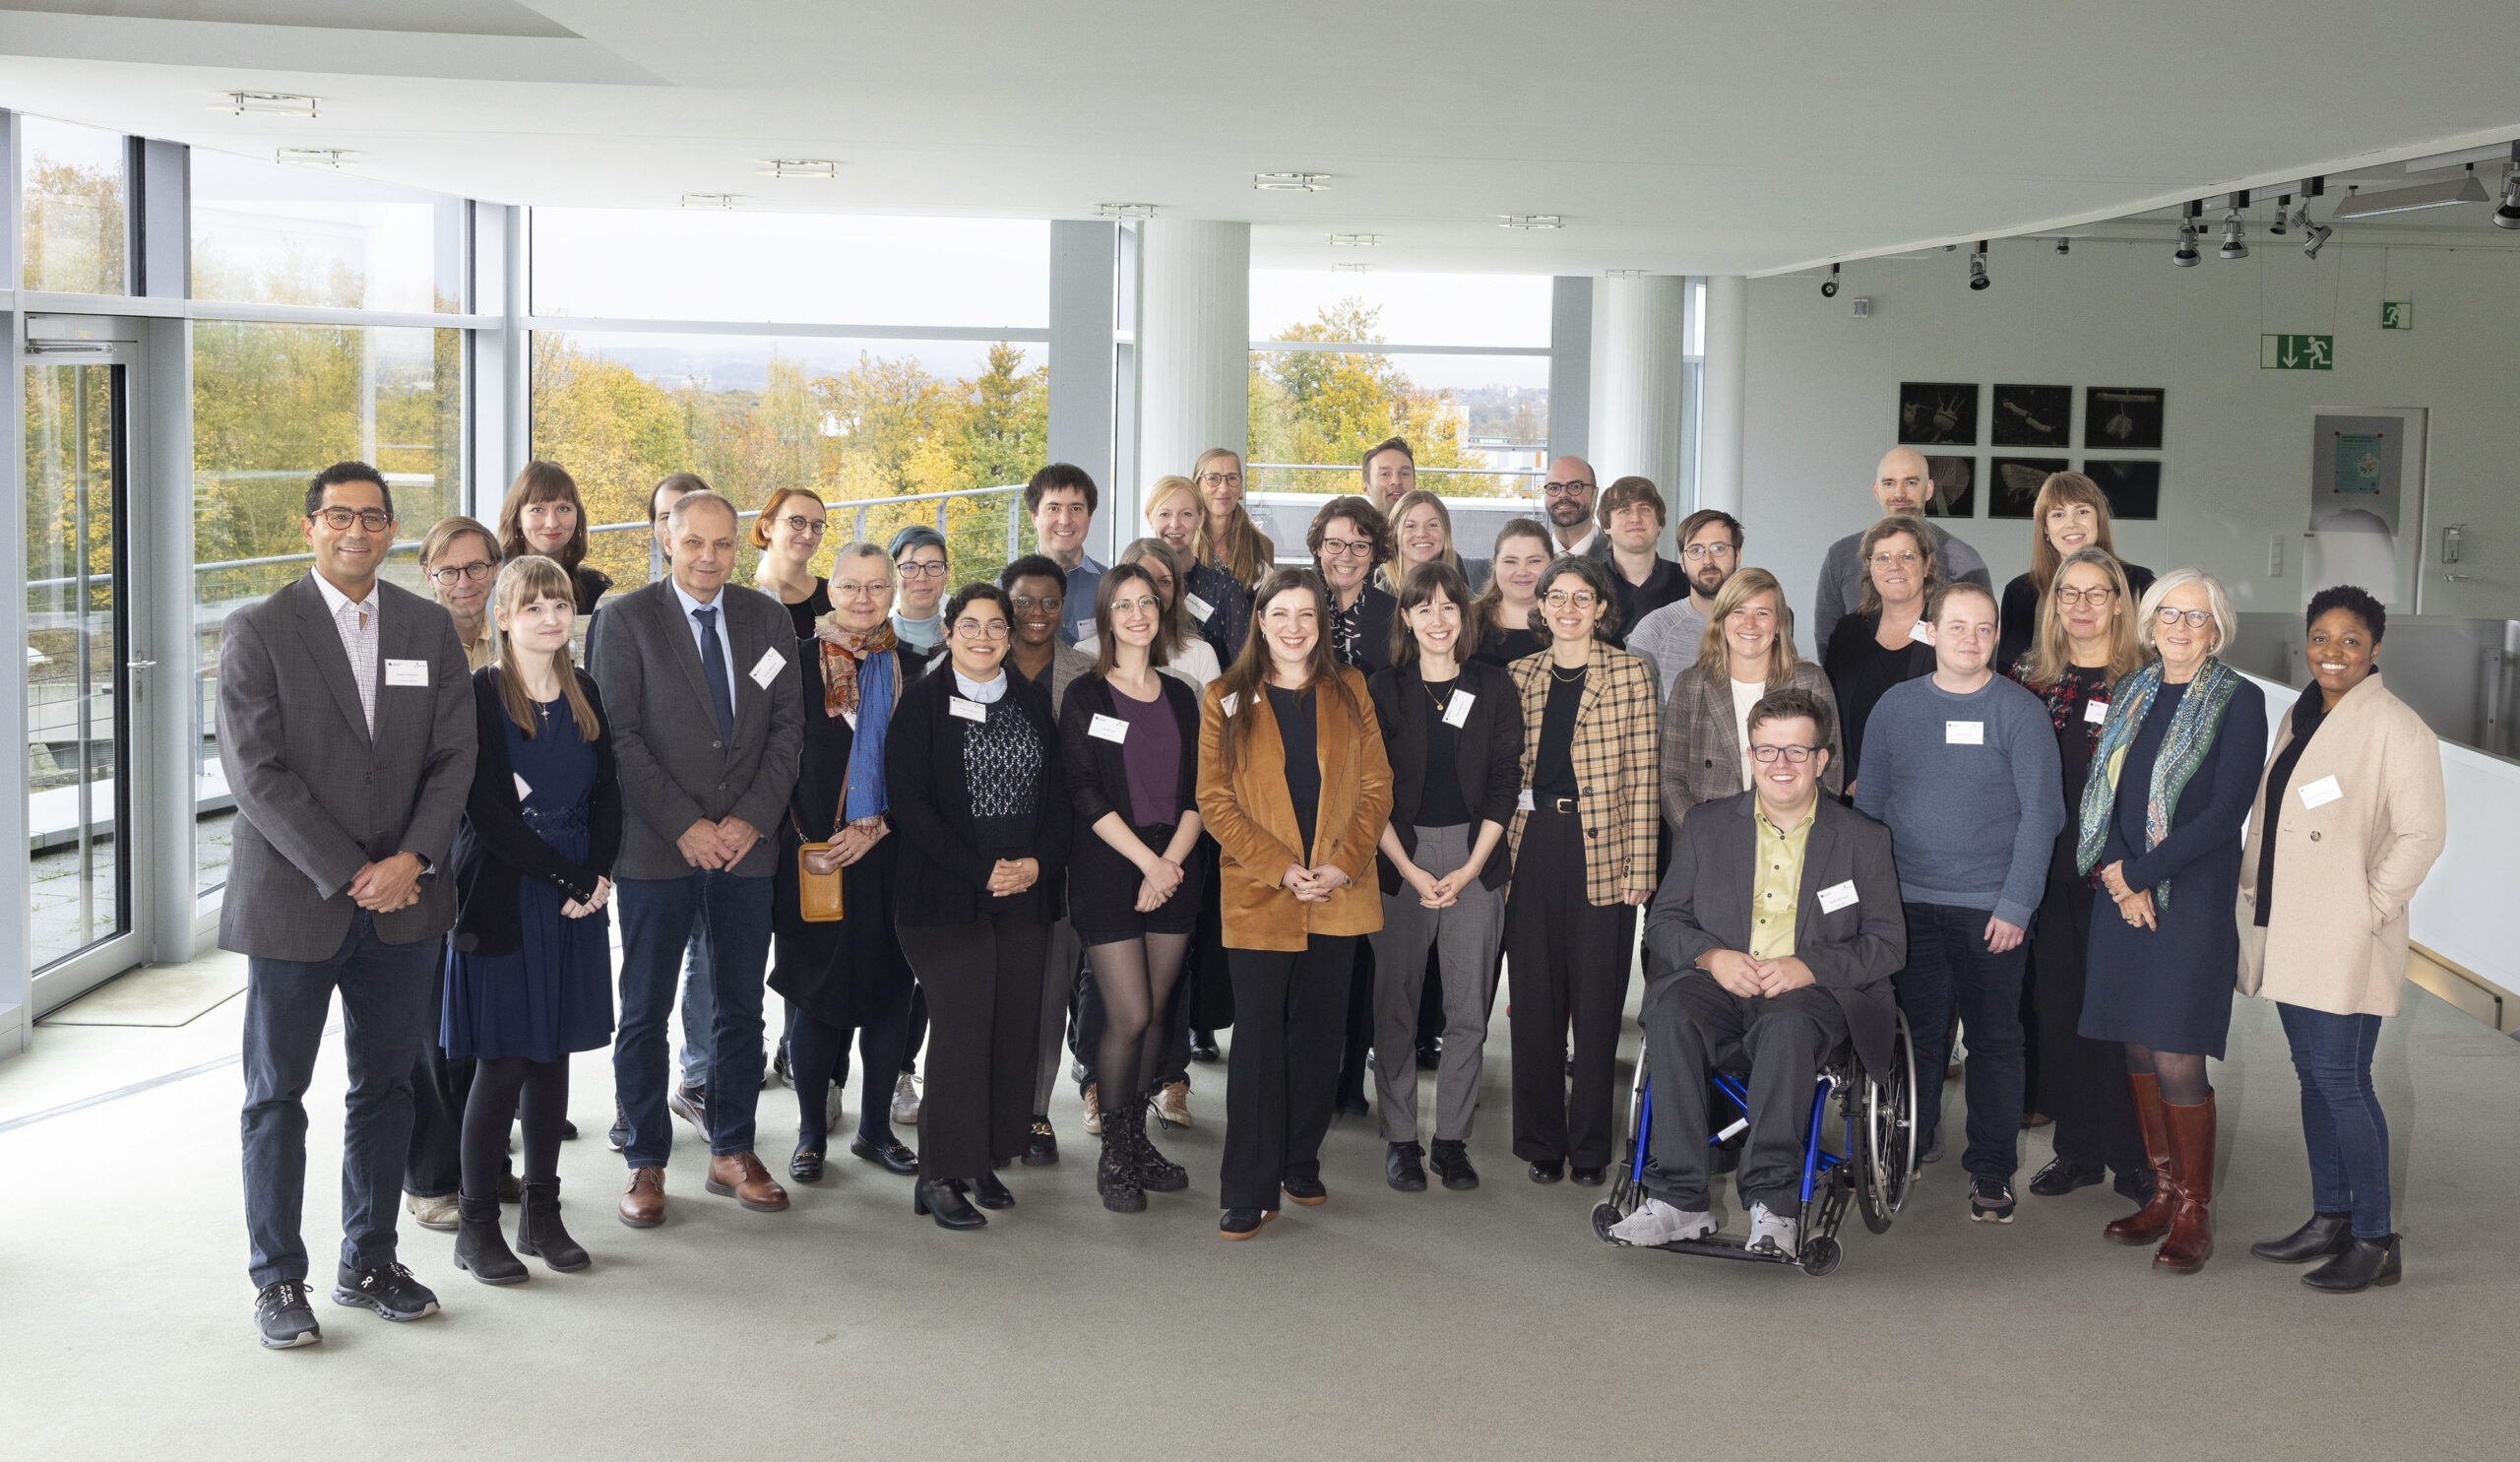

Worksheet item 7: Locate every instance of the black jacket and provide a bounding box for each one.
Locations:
[450,667,621,957]
[1059,671,1202,833]
[1335,585,1400,673]
[1366,658,1524,895]
[884,664,1072,927]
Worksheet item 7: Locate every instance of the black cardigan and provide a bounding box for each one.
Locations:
[883,663,1072,927]
[1059,671,1202,834]
[450,667,622,957]
[1365,658,1524,895]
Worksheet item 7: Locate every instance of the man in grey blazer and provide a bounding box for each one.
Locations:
[1624,688,1905,1259]
[219,462,476,1349]
[595,489,803,1225]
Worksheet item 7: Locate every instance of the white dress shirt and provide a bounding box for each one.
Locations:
[310,570,380,732]
[671,578,738,708]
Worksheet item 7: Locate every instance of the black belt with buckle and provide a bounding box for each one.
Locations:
[1543,795,1578,814]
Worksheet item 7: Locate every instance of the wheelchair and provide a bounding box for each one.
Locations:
[1590,1009,1918,1276]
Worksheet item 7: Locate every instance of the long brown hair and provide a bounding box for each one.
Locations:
[1691,566,1802,689]
[2023,546,2143,686]
[2026,472,2122,596]
[1113,537,1190,661]
[1189,447,1275,587]
[1854,514,1943,618]
[491,556,600,739]
[1090,560,1172,679]
[1470,518,1552,632]
[497,461,589,575]
[1377,488,1462,593]
[1390,559,1474,668]
[1212,567,1359,773]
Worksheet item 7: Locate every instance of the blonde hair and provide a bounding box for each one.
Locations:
[2135,567,2237,660]
[1377,488,1462,593]
[491,556,600,739]
[2027,472,2121,595]
[1188,448,1275,587]
[2023,546,2142,686]
[1691,567,1802,689]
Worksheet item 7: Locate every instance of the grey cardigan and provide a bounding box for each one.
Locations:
[1658,660,1844,833]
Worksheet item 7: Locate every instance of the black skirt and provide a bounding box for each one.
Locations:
[1067,818,1207,945]
[767,822,916,1029]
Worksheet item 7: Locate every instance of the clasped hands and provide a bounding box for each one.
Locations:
[2098,859,2157,930]
[676,816,763,870]
[1399,860,1484,910]
[346,853,425,913]
[1703,948,1818,999]
[1282,862,1353,904]
[560,876,614,920]
[802,815,890,876]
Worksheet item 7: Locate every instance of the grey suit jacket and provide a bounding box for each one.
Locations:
[1043,640,1094,720]
[592,578,804,881]
[1658,661,1845,833]
[1642,791,1906,1077]
[216,573,476,962]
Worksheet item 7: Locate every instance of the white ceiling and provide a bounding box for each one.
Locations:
[1,0,2516,276]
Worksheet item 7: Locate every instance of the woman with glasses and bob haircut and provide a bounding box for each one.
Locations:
[496,460,610,615]
[1502,553,1660,1188]
[2073,567,2265,1274]
[1997,472,2155,678]
[1658,566,1842,834]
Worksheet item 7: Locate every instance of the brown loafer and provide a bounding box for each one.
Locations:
[705,1152,790,1212]
[618,1167,666,1229]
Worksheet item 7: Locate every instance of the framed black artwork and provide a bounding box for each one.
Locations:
[1897,382,1979,446]
[1922,456,1976,518]
[1987,457,2070,518]
[2082,459,2162,520]
[2085,387,2165,450]
[1990,384,2072,448]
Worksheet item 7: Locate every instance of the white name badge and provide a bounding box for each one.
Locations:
[748,647,786,689]
[2084,698,2110,725]
[513,773,533,801]
[1817,879,1860,914]
[1089,713,1130,743]
[1907,620,1934,646]
[843,709,858,731]
[1221,691,1242,717]
[1074,617,1097,639]
[1186,594,1216,623]
[383,658,428,687]
[949,696,987,723]
[2300,774,2344,810]
[1517,788,1537,812]
[1443,690,1476,728]
[1946,720,1984,745]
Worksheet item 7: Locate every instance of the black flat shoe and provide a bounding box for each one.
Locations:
[1415,1038,1441,1071]
[559,1118,580,1142]
[2027,1156,2104,1197]
[1282,1176,1328,1205]
[1386,1142,1428,1192]
[1333,1094,1371,1118]
[914,1177,985,1230]
[2112,1168,2154,1206]
[788,1143,826,1183]
[1429,1138,1480,1190]
[849,1135,919,1176]
[1190,1031,1221,1064]
[1569,1166,1606,1187]
[968,1171,1016,1209]
[1021,1116,1059,1167]
[2303,1234,2401,1292]
[1528,1159,1564,1184]
[1220,1207,1265,1240]
[2252,1211,2356,1264]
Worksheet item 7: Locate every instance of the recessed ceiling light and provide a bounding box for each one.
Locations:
[1096,202,1157,219]
[680,193,744,210]
[1604,269,1646,280]
[1332,262,1370,274]
[1255,171,1331,191]
[1328,233,1380,246]
[755,159,839,179]
[212,91,319,118]
[1500,215,1563,230]
[277,148,355,169]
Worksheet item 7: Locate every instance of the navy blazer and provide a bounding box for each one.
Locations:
[450,667,622,957]
[1366,658,1523,895]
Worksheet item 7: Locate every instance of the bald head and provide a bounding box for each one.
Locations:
[1544,455,1599,540]
[1871,447,1934,518]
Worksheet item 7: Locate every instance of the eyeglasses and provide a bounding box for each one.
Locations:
[1868,549,1922,569]
[1198,472,1243,488]
[1544,590,1600,609]
[776,515,827,537]
[313,506,393,532]
[1111,595,1163,615]
[834,579,891,599]
[1749,744,1823,764]
[427,561,495,585]
[1543,480,1595,498]
[1010,595,1064,613]
[953,619,1011,640]
[1319,538,1375,559]
[2053,585,2117,607]
[1681,542,1736,562]
[2155,606,2215,629]
[895,559,948,579]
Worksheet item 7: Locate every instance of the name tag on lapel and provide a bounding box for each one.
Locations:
[1945,720,1984,745]
[2084,698,2109,725]
[748,647,786,689]
[2299,774,2343,809]
[1074,617,1097,640]
[1907,620,1934,646]
[1220,692,1241,717]
[949,697,987,723]
[1186,594,1216,623]
[1817,879,1859,914]
[383,659,428,687]
[513,773,533,801]
[1089,713,1129,743]
[1443,690,1476,728]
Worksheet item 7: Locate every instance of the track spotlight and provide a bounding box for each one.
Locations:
[2219,211,2248,260]
[2054,237,2070,255]
[2496,168,2520,231]
[1968,241,1989,291]
[2173,222,2200,267]
[1821,263,1840,298]
[2267,195,2291,236]
[2302,221,2333,259]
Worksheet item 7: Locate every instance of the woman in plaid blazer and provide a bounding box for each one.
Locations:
[1502,553,1661,1185]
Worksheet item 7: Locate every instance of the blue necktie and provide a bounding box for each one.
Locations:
[694,604,736,745]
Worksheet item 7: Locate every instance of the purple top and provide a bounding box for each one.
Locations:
[1110,680,1183,829]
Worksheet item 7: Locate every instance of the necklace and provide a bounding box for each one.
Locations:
[1423,677,1455,714]
[1548,660,1588,684]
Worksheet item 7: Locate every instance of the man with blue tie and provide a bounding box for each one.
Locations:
[594,489,804,1226]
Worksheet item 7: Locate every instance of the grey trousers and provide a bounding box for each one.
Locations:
[1367,823,1505,1143]
[1637,973,1848,1214]
[1033,916,1085,1116]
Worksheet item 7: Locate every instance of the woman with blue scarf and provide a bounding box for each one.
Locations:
[2074,567,2266,1273]
[768,540,922,1184]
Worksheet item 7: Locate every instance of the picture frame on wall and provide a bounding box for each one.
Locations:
[1990,384,2072,448]
[2085,387,2166,450]
[1987,457,2071,518]
[2083,459,2163,520]
[1922,456,1976,518]
[1897,381,1979,446]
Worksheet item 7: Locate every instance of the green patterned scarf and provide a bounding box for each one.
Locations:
[2073,657,2240,909]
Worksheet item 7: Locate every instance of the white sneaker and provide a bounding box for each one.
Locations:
[1151,1079,1191,1129]
[1082,1082,1102,1136]
[890,1072,921,1126]
[405,1191,458,1233]
[1608,1197,1717,1246]
[1747,1202,1800,1257]
[826,1086,848,1131]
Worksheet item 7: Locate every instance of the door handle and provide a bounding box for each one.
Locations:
[126,658,158,669]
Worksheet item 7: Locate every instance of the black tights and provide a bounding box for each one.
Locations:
[461,1055,568,1200]
[2125,1044,2211,1106]
[1088,932,1190,1121]
[789,1005,911,1149]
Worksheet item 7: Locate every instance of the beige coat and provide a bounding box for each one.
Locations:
[2236,672,2446,1017]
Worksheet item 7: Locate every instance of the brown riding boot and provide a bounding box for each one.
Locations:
[2103,1073,2176,1245]
[2153,1096,2218,1273]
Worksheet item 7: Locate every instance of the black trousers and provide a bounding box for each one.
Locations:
[1638,976,1847,1213]
[1504,807,1637,1169]
[1222,936,1358,1210]
[2031,864,2145,1176]
[897,909,1047,1181]
[402,950,471,1200]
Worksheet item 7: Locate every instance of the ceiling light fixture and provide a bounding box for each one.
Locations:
[1968,241,1990,290]
[2054,236,2070,255]
[1254,171,1330,191]
[1332,262,1370,274]
[212,91,319,118]
[1095,202,1157,219]
[2219,211,2248,260]
[2267,194,2292,236]
[1820,263,1840,298]
[277,147,355,169]
[2495,144,2520,231]
[2301,219,2334,259]
[1328,232,1380,246]
[755,159,838,179]
[1604,269,1646,280]
[2331,166,2491,220]
[680,193,744,210]
[1499,215,1562,229]
[2173,202,2202,267]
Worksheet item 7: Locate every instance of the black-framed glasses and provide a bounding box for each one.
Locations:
[2054,585,2117,607]
[776,515,827,537]
[1749,744,1823,764]
[1543,480,1595,498]
[895,559,948,579]
[427,561,495,586]
[1198,472,1243,488]
[1319,538,1375,559]
[2155,606,2215,629]
[313,506,393,532]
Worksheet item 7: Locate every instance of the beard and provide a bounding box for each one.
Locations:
[1547,499,1591,529]
[1689,562,1732,600]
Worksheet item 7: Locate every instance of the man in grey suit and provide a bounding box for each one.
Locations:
[1623,688,1905,1259]
[595,489,803,1225]
[219,462,477,1350]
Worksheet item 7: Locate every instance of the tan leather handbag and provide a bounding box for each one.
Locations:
[791,810,844,922]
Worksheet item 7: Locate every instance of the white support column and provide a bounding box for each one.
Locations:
[1046,219,1117,553]
[1697,274,1749,515]
[470,204,527,517]
[1587,273,1691,504]
[1134,219,1247,528]
[1,109,28,1055]
[1544,276,1592,467]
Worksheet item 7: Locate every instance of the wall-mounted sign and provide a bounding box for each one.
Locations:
[2262,334,2334,370]
[2381,300,2414,331]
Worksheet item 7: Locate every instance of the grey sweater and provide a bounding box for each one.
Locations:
[1851,672,2060,927]
[1810,522,1992,659]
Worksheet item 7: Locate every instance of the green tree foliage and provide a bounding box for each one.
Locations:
[1247,301,1509,498]
[21,154,124,294]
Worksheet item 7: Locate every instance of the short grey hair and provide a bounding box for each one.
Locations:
[2135,566,2238,658]
[666,488,738,536]
[832,540,894,580]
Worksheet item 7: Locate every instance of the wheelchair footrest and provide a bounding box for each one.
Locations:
[1591,1202,1801,1265]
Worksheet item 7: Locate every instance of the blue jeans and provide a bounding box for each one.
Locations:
[616,870,772,1167]
[2276,1002,2391,1238]
[675,924,715,1089]
[1893,902,2028,1184]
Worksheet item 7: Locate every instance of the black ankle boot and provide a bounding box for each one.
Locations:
[1124,1103,1189,1193]
[2250,1211,2356,1263]
[914,1176,985,1229]
[515,1180,590,1272]
[1098,1118,1145,1214]
[453,1194,527,1285]
[2303,1234,2401,1292]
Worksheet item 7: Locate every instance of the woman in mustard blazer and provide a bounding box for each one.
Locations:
[1196,568,1393,1239]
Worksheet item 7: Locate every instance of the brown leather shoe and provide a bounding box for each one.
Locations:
[618,1167,666,1229]
[2103,1073,2176,1246]
[2153,1096,2217,1274]
[705,1152,790,1212]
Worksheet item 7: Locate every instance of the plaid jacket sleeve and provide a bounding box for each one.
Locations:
[1585,647,1662,901]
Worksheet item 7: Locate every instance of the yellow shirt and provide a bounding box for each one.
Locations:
[458,622,498,671]
[1747,800,1816,961]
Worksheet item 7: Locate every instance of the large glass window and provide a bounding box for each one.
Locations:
[20,114,127,295]
[190,149,467,312]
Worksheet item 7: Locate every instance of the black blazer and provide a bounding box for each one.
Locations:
[1339,585,1399,673]
[450,667,622,957]
[1366,659,1524,895]
[884,664,1072,927]
[1059,672,1202,832]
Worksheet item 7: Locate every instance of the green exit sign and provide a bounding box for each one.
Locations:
[2381,300,2414,330]
[2261,334,2334,370]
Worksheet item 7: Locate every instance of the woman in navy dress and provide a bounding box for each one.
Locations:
[444,556,620,1284]
[2075,568,2265,1274]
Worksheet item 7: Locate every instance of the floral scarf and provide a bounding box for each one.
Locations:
[817,617,898,823]
[2073,656,2240,908]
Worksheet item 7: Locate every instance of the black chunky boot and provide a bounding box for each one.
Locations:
[1098,1110,1146,1213]
[1125,1101,1189,1193]
[515,1179,591,1272]
[452,1193,527,1285]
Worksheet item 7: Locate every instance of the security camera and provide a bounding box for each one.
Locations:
[1821,263,1840,298]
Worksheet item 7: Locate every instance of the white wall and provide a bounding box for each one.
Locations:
[1740,237,2520,647]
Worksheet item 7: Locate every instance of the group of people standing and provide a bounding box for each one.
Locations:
[222,434,2448,1349]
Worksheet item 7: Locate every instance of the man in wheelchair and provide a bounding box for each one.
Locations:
[1619,688,1906,1256]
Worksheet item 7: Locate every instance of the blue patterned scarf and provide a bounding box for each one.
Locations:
[842,648,895,823]
[2073,657,2239,908]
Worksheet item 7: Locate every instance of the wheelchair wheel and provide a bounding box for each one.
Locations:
[1854,1009,1919,1233]
[1799,1236,1841,1277]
